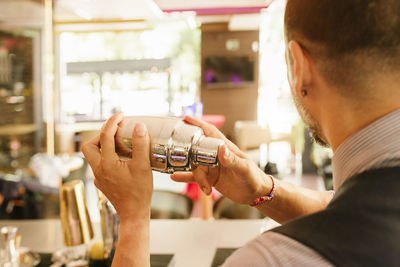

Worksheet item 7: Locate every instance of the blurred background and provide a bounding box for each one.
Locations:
[0,0,333,221]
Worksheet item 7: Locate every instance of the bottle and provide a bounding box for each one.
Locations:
[98,190,119,261]
[59,180,94,247]
[0,226,19,267]
[115,116,224,174]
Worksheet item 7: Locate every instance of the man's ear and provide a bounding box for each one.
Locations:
[286,41,312,96]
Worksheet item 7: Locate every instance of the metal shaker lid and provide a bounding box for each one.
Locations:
[192,136,224,166]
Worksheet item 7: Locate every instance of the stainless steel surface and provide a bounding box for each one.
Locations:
[116,116,224,174]
[192,136,222,165]
[59,180,94,246]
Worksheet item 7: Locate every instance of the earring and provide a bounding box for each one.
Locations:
[301,90,308,97]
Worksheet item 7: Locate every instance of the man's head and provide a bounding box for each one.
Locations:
[284,0,400,147]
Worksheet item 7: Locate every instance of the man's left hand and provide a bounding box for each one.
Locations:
[82,112,153,222]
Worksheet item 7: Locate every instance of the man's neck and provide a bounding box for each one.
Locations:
[321,94,400,152]
[331,109,400,189]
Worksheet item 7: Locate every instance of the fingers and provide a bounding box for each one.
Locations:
[129,123,151,168]
[183,116,246,157]
[218,144,249,172]
[182,115,207,128]
[100,112,123,161]
[223,139,248,158]
[183,116,225,139]
[171,167,217,196]
[170,172,195,183]
[115,121,132,158]
[193,165,219,195]
[81,135,101,171]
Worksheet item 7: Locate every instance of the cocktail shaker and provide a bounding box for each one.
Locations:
[115,116,224,174]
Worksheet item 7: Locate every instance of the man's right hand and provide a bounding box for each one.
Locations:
[170,116,272,205]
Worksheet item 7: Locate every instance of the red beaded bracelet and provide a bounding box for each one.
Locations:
[250,175,276,207]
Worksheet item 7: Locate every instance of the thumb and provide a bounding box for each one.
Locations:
[130,123,151,165]
[219,144,249,172]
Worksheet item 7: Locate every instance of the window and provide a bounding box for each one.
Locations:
[58,21,200,122]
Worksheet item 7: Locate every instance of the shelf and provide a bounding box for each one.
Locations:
[55,121,104,133]
[0,124,38,136]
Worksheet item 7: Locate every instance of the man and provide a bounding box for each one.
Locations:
[82,0,400,266]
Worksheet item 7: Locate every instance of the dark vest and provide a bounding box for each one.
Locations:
[271,167,400,267]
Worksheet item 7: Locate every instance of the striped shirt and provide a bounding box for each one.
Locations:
[223,109,400,266]
[332,109,400,190]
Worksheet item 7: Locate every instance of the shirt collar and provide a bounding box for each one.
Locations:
[332,109,400,190]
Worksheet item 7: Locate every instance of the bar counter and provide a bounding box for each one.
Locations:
[0,219,279,267]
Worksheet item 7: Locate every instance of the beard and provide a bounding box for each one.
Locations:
[292,93,330,148]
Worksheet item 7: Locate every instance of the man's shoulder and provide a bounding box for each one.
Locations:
[272,166,400,267]
[221,231,333,267]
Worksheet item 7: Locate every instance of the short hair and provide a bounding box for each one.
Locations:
[284,0,400,94]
